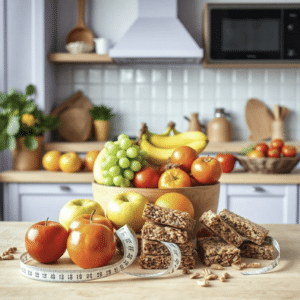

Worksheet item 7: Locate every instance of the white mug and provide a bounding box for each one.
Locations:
[94,38,110,54]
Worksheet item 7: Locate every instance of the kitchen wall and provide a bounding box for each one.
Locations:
[54,0,300,141]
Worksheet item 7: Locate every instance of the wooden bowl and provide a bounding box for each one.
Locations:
[236,155,300,174]
[92,182,220,238]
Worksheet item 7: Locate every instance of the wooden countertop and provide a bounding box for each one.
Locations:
[45,141,300,153]
[0,222,299,300]
[1,169,300,184]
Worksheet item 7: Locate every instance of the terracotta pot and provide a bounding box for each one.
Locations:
[11,136,44,171]
[92,181,220,238]
[94,120,110,141]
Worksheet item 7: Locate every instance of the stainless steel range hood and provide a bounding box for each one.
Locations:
[109,0,203,64]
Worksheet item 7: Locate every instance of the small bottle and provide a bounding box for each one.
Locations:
[207,108,232,142]
[187,113,203,132]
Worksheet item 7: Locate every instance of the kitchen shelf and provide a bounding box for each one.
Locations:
[45,140,300,153]
[45,141,106,152]
[48,53,113,64]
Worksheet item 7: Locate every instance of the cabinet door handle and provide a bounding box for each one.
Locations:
[60,185,71,192]
[252,186,265,193]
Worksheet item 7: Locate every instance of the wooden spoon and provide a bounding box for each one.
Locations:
[65,0,94,47]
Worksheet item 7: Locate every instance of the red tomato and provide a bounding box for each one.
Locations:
[247,150,265,158]
[267,148,281,158]
[133,167,160,188]
[281,145,297,157]
[216,154,236,173]
[254,143,269,155]
[191,156,222,185]
[270,139,284,151]
[25,218,68,263]
[170,146,198,173]
[158,168,192,189]
[68,212,114,234]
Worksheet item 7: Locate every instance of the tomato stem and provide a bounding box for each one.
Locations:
[45,217,49,226]
[90,210,96,224]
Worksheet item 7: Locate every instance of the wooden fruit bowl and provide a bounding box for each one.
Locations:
[92,182,220,238]
[236,155,300,174]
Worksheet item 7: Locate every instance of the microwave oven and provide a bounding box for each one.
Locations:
[203,3,300,67]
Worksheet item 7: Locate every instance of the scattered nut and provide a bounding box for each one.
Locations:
[219,276,226,282]
[1,251,9,257]
[231,263,242,270]
[206,274,218,280]
[190,273,201,279]
[210,264,224,270]
[202,268,212,276]
[2,254,14,260]
[223,272,231,279]
[247,263,261,268]
[182,268,191,274]
[7,247,17,254]
[241,263,247,269]
[197,279,209,287]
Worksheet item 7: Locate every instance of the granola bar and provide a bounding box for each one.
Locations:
[240,240,274,260]
[139,254,195,270]
[142,239,194,256]
[141,222,191,244]
[218,209,269,245]
[199,210,244,247]
[142,203,195,232]
[197,236,241,267]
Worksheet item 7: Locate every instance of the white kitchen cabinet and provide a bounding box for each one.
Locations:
[4,183,93,222]
[218,184,298,224]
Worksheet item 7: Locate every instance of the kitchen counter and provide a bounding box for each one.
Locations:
[44,141,300,153]
[1,169,300,184]
[0,222,299,300]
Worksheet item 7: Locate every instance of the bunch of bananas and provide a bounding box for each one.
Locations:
[137,122,208,166]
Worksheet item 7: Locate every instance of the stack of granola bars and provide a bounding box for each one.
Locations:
[139,203,196,269]
[197,209,274,267]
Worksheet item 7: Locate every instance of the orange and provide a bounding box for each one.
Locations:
[158,168,192,189]
[170,146,198,173]
[154,192,195,219]
[83,150,100,172]
[42,151,62,171]
[59,152,82,173]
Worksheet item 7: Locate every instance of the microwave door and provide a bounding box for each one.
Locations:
[210,9,282,60]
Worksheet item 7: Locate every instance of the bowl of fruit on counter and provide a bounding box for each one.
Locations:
[236,139,299,174]
[92,122,221,237]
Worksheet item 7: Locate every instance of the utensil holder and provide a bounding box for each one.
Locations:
[272,120,285,141]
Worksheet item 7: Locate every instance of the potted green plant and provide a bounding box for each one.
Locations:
[89,105,115,141]
[0,84,59,170]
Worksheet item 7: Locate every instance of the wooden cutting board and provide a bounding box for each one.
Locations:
[245,98,274,141]
[52,91,93,142]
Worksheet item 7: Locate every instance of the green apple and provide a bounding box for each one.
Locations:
[106,192,149,232]
[59,199,105,230]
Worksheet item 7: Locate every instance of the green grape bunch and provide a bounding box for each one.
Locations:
[100,134,148,187]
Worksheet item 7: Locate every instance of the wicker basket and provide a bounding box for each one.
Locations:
[92,182,220,238]
[236,155,300,174]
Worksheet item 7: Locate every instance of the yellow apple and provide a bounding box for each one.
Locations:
[59,199,105,230]
[106,192,149,232]
[93,148,107,184]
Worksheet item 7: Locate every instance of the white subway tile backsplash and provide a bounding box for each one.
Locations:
[104,84,119,99]
[152,69,168,84]
[136,69,152,83]
[56,64,300,141]
[135,84,151,99]
[88,68,102,83]
[120,69,134,83]
[74,68,88,83]
[104,69,119,83]
[120,84,135,99]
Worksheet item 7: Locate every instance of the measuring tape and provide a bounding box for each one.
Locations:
[20,225,181,283]
[241,236,280,275]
